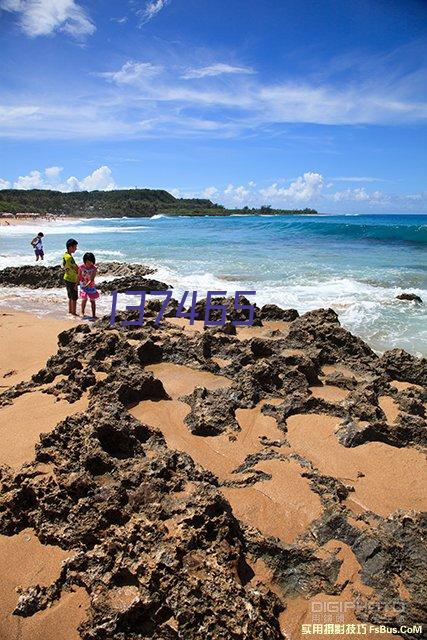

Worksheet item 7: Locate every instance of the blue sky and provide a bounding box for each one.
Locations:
[0,0,426,212]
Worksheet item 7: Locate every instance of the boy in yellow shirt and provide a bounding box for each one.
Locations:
[63,238,78,316]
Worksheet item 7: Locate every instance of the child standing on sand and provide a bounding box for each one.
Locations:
[78,252,99,319]
[31,232,44,261]
[63,238,79,316]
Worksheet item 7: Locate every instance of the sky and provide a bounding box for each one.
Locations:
[0,0,426,213]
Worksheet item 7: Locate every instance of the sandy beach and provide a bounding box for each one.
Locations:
[0,303,425,639]
[0,216,82,226]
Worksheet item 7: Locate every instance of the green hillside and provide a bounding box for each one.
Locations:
[0,188,317,217]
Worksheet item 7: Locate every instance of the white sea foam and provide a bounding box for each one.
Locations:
[90,249,125,257]
[0,223,149,236]
[1,215,425,356]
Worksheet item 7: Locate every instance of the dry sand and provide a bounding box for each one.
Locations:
[0,311,89,639]
[0,216,81,226]
[0,309,75,388]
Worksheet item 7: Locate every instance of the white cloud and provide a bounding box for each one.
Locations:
[182,63,255,80]
[45,165,63,179]
[0,0,95,38]
[202,186,218,198]
[260,172,324,202]
[223,184,250,203]
[0,105,40,120]
[331,187,391,206]
[258,83,427,125]
[13,169,43,189]
[77,165,116,191]
[2,42,426,142]
[330,176,384,183]
[11,165,117,191]
[332,187,370,202]
[138,0,170,25]
[6,166,427,212]
[100,60,162,84]
[193,173,411,211]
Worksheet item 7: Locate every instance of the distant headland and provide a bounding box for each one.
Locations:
[0,188,317,218]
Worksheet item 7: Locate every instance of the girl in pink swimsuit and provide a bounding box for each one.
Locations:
[78,252,100,319]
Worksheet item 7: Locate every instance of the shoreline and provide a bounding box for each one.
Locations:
[0,216,84,226]
[1,215,426,357]
[2,213,427,227]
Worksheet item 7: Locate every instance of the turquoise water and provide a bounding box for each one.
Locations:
[1,214,426,356]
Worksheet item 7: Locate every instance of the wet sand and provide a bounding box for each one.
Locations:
[0,529,89,640]
[132,364,323,543]
[286,413,427,516]
[309,384,349,402]
[0,391,87,470]
[378,395,400,423]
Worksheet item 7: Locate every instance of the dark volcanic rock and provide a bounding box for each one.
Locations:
[396,293,423,303]
[97,262,156,278]
[379,349,427,387]
[191,296,262,326]
[250,338,274,357]
[260,304,299,321]
[90,365,169,407]
[287,308,378,367]
[98,276,171,293]
[0,265,63,288]
[0,262,156,289]
[183,387,239,436]
[0,305,426,638]
[335,420,390,447]
[0,402,285,639]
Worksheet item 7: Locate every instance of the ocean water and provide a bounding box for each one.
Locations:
[0,214,426,356]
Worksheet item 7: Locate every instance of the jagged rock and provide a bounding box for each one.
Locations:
[98,276,170,293]
[0,304,425,638]
[250,338,274,357]
[136,338,163,365]
[191,296,262,326]
[396,293,423,303]
[323,371,360,390]
[395,388,426,416]
[260,304,299,321]
[97,262,155,277]
[90,365,169,407]
[379,349,427,386]
[287,308,378,367]
[0,262,155,289]
[343,388,385,422]
[183,387,239,436]
[0,399,284,638]
[335,420,390,447]
[206,322,237,336]
[144,297,179,318]
[0,265,63,288]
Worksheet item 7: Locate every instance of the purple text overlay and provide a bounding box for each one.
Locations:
[110,290,257,327]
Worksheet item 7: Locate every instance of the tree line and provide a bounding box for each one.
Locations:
[0,188,318,217]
